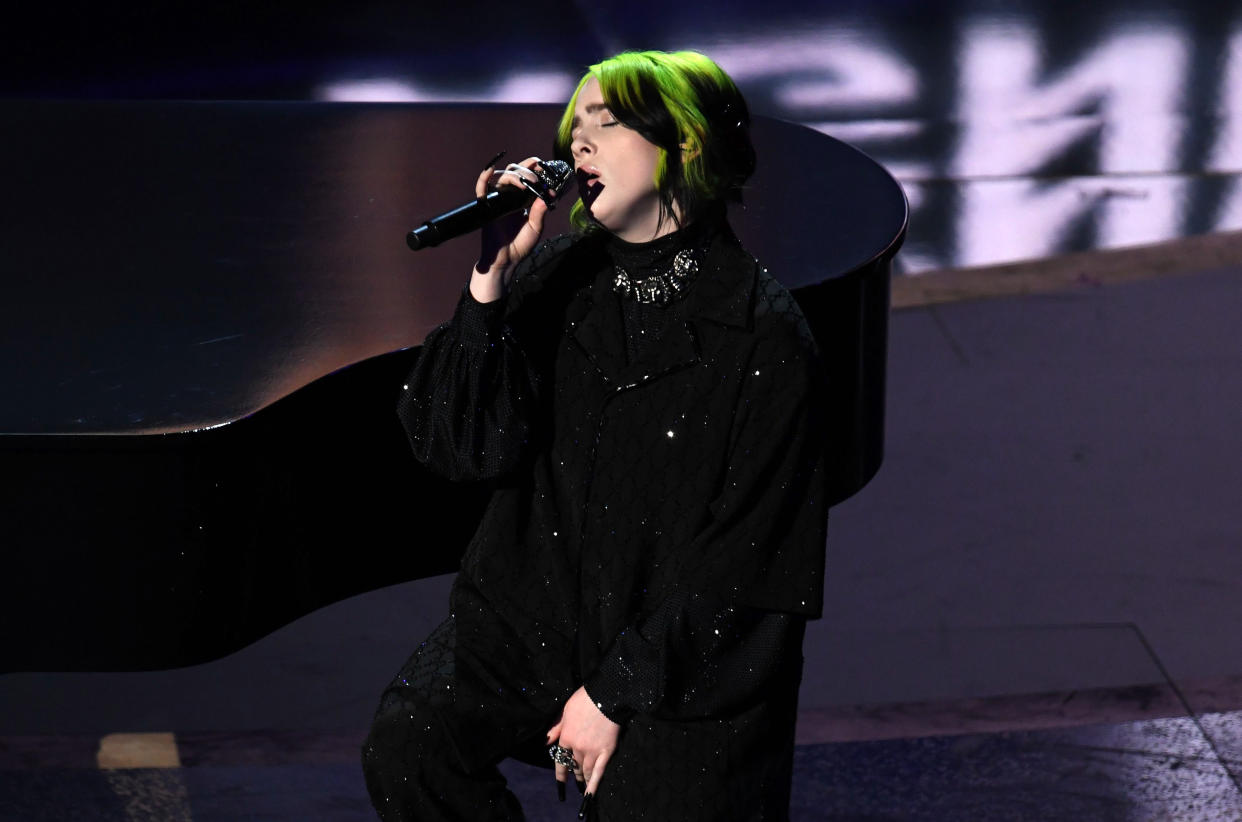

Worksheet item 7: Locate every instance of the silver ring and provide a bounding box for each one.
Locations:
[548,744,578,770]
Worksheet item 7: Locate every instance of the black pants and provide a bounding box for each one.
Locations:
[360,609,553,821]
[361,597,802,821]
[361,689,539,821]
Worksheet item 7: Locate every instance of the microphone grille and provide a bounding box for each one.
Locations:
[533,160,574,203]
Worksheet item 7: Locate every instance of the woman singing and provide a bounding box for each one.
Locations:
[362,50,829,821]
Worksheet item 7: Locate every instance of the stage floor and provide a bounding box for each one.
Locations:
[3,712,1241,820]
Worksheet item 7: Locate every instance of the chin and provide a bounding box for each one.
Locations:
[585,206,617,232]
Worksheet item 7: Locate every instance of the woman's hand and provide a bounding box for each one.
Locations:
[546,685,621,800]
[469,156,551,303]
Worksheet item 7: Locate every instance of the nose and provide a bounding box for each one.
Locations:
[571,130,593,162]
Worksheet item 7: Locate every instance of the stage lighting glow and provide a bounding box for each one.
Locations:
[952,22,1189,176]
[316,79,423,102]
[1207,27,1242,172]
[316,71,576,104]
[693,27,919,110]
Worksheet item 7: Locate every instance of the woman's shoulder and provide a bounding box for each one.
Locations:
[512,231,601,281]
[518,232,581,267]
[714,241,820,369]
[733,264,828,406]
[507,232,601,304]
[502,231,608,329]
[693,224,820,364]
[751,266,817,347]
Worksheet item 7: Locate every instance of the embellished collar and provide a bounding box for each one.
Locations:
[603,216,719,283]
[586,215,755,329]
[555,218,757,387]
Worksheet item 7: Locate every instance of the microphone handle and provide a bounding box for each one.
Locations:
[406,186,533,251]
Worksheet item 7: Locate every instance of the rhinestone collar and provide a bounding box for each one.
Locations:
[612,248,702,305]
[604,216,719,306]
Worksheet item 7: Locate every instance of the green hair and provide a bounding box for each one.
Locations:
[553,50,756,233]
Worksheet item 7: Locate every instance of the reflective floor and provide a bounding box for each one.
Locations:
[2,714,1241,821]
[4,1,1242,272]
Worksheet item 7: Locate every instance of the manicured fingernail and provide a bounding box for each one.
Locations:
[557,780,566,802]
[578,792,593,819]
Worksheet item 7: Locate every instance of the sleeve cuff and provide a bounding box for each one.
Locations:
[453,287,508,347]
[583,649,639,725]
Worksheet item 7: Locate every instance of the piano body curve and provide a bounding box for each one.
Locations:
[1,102,905,671]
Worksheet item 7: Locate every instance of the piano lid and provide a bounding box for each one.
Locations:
[1,101,906,436]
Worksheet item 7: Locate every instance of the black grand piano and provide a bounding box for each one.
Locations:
[1,102,905,672]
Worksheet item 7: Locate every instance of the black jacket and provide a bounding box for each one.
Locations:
[397,222,829,807]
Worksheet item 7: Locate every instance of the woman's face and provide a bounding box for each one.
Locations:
[569,77,675,242]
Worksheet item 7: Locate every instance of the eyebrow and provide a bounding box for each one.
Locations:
[570,102,611,128]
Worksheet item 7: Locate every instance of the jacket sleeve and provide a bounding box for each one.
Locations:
[583,594,804,724]
[396,235,582,481]
[396,286,540,482]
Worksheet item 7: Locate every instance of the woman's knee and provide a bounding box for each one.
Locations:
[362,691,448,782]
[361,692,524,821]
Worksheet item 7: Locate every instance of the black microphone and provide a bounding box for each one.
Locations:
[406,160,574,251]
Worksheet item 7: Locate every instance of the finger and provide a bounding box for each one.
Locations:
[578,752,596,788]
[502,163,540,185]
[568,756,585,794]
[504,200,548,262]
[494,157,546,196]
[554,761,568,783]
[528,198,549,235]
[586,749,611,795]
[488,168,517,190]
[546,722,562,744]
[475,167,492,198]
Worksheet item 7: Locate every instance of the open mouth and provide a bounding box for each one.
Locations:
[577,168,603,206]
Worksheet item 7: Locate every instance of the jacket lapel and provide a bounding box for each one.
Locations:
[616,310,700,390]
[566,276,628,388]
